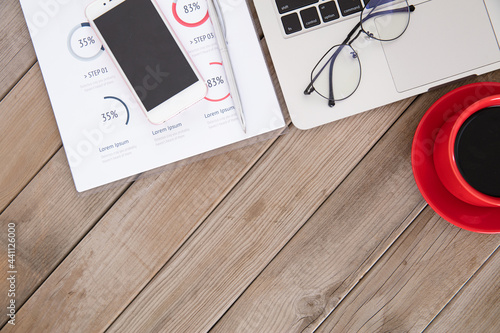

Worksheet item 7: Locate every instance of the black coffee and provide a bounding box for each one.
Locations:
[455,106,500,197]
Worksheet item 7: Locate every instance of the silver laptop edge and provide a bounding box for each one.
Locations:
[254,0,500,129]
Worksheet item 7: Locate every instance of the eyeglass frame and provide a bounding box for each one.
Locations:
[304,1,416,107]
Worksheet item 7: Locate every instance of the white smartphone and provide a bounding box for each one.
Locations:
[86,0,207,124]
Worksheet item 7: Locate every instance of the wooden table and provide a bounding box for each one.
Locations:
[1,0,500,331]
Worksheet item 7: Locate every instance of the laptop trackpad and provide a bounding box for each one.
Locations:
[380,0,500,92]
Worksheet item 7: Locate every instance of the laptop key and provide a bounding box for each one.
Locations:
[319,1,340,22]
[275,0,319,14]
[337,0,363,16]
[300,7,321,29]
[281,13,302,34]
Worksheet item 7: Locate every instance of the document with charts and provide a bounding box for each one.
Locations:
[19,0,285,192]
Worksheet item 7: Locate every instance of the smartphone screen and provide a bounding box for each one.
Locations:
[94,0,198,111]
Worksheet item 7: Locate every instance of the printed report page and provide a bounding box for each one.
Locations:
[20,0,285,192]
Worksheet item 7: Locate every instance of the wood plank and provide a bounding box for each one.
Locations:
[1,94,408,332]
[0,0,36,100]
[424,247,500,332]
[315,206,500,332]
[103,98,413,332]
[0,135,281,332]
[210,73,500,333]
[209,78,447,333]
[0,149,130,328]
[247,0,263,39]
[0,64,61,212]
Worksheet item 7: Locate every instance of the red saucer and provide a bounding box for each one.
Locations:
[412,82,500,233]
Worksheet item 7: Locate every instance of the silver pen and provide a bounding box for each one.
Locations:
[207,0,246,133]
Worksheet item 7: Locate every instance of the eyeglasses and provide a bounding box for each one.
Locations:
[304,0,415,107]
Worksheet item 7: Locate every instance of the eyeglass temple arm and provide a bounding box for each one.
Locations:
[342,21,362,45]
[328,53,336,106]
[304,81,315,95]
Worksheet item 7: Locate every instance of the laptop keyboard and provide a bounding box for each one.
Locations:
[278,0,369,35]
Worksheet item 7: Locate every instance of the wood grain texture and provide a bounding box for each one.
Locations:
[2,0,500,331]
[0,64,61,212]
[0,0,36,100]
[247,0,263,39]
[105,98,412,332]
[211,72,500,333]
[1,136,279,332]
[210,74,449,333]
[425,247,500,332]
[316,206,500,332]
[0,14,285,331]
[0,149,129,327]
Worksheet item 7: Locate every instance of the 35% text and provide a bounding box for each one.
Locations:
[79,36,96,48]
[102,110,119,122]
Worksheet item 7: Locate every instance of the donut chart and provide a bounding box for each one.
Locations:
[204,62,230,102]
[104,96,130,126]
[172,0,209,27]
[67,22,104,61]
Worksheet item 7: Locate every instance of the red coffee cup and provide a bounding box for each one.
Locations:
[433,94,500,207]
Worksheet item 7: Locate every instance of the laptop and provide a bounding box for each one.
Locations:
[253,0,500,129]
